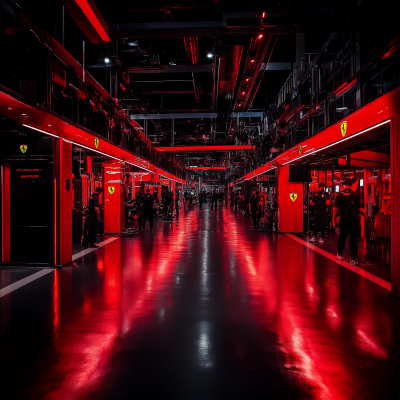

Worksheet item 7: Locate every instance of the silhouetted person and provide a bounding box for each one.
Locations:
[141,188,154,231]
[211,190,218,210]
[310,183,328,243]
[249,187,259,229]
[199,191,204,209]
[86,187,103,247]
[175,191,180,217]
[332,178,366,266]
[164,191,173,219]
[135,187,145,231]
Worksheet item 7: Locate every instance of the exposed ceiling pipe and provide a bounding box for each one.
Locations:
[240,34,273,109]
[184,36,200,103]
[184,37,199,64]
[246,35,279,110]
[192,73,200,103]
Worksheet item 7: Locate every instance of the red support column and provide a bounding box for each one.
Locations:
[391,116,400,297]
[104,162,125,233]
[56,139,73,266]
[1,163,10,262]
[277,164,304,233]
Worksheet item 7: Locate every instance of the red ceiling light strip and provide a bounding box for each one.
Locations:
[335,78,357,97]
[333,81,349,95]
[381,41,400,60]
[73,0,110,42]
[187,167,227,170]
[155,145,254,152]
[281,119,391,166]
[3,87,186,184]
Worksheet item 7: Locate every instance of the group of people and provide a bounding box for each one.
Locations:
[230,187,263,230]
[198,190,223,210]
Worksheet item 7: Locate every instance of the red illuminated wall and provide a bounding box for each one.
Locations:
[278,164,304,233]
[0,91,185,184]
[232,86,400,297]
[104,162,125,233]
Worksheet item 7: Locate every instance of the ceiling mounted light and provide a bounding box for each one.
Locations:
[104,57,110,63]
[207,52,213,59]
[258,34,264,39]
[238,103,242,107]
[241,91,246,96]
[250,59,255,63]
[245,78,251,82]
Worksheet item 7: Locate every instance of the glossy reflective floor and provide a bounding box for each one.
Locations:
[1,204,400,400]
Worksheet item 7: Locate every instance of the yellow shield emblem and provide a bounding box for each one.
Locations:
[298,145,302,156]
[290,192,298,202]
[20,144,27,154]
[340,121,347,137]
[95,138,99,148]
[108,186,115,195]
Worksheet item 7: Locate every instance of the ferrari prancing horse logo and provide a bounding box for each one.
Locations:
[290,192,298,202]
[95,138,99,148]
[298,145,302,156]
[20,144,27,154]
[108,186,115,195]
[340,121,347,137]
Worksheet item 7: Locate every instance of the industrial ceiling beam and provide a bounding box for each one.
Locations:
[130,112,263,120]
[109,14,354,39]
[186,167,227,170]
[123,65,213,74]
[130,82,196,94]
[155,145,255,152]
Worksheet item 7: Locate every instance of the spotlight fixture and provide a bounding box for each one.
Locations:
[241,91,246,96]
[250,59,255,63]
[245,78,251,82]
[238,103,242,107]
[207,52,213,59]
[258,34,264,39]
[104,57,110,63]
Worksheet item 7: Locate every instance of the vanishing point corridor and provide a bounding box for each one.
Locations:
[1,205,399,400]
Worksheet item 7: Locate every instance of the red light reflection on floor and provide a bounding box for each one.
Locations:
[53,269,59,335]
[43,224,188,400]
[224,211,370,400]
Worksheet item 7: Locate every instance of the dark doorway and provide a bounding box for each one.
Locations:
[10,162,52,263]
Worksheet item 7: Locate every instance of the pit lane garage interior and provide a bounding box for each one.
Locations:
[1,1,400,399]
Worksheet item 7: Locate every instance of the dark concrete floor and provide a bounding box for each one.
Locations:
[1,204,400,400]
[305,232,391,282]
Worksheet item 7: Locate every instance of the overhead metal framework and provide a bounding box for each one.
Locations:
[130,112,263,120]
[155,145,255,152]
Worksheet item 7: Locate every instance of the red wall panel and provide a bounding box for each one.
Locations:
[278,164,304,233]
[104,162,124,233]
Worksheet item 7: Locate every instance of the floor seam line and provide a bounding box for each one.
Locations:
[71,237,119,261]
[0,237,119,298]
[0,269,54,298]
[285,233,391,291]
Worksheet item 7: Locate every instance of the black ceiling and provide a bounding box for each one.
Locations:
[10,0,393,168]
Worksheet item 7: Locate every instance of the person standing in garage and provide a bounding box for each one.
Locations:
[310,183,328,243]
[332,178,366,266]
[141,188,154,231]
[86,187,103,248]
